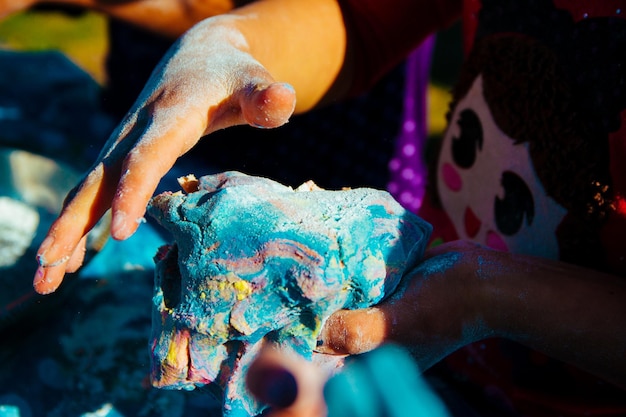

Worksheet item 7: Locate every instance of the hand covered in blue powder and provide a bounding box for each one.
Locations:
[317,238,626,392]
[316,240,495,370]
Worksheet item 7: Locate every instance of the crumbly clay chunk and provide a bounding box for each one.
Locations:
[147,171,432,416]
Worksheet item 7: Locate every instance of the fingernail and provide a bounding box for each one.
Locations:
[257,368,297,408]
[314,341,335,354]
[33,266,45,287]
[314,327,332,354]
[33,266,56,295]
[280,82,295,93]
[314,327,343,355]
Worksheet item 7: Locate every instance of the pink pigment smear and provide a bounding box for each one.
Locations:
[486,231,509,252]
[442,162,462,192]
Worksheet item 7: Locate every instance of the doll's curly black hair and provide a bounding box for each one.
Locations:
[446,32,618,269]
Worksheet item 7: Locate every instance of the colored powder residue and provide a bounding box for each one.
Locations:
[233,280,252,301]
[147,171,433,416]
[415,251,462,279]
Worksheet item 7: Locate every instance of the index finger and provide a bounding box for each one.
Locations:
[109,108,206,240]
[34,161,120,294]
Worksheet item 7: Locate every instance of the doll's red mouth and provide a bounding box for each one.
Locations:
[464,206,481,238]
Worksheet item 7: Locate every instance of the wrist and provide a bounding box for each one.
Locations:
[461,244,517,341]
[421,241,501,343]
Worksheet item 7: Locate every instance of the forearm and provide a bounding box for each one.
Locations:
[36,0,249,37]
[229,0,349,112]
[479,248,626,387]
[319,241,626,387]
[230,0,461,111]
[35,0,459,109]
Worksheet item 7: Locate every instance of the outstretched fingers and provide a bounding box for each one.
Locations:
[110,116,204,240]
[32,46,294,295]
[34,163,118,294]
[66,236,87,273]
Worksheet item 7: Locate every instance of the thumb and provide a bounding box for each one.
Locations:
[205,80,296,133]
[240,82,296,128]
[315,308,388,355]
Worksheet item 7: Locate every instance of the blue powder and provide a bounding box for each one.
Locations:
[414,251,461,278]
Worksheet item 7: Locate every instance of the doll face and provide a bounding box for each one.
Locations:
[437,75,567,259]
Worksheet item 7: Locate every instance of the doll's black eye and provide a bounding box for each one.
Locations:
[494,171,535,236]
[452,109,483,169]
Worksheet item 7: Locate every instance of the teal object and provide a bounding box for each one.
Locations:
[79,221,167,280]
[0,406,20,417]
[146,171,432,416]
[325,345,451,417]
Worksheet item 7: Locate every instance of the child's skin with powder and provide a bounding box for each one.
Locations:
[31,0,357,292]
[5,0,625,402]
[246,240,626,415]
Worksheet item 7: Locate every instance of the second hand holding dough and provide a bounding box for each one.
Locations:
[33,14,297,295]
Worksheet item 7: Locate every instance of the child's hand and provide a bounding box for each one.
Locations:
[33,15,296,294]
[315,240,626,387]
[315,241,492,371]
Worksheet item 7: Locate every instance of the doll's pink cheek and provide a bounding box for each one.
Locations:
[441,162,462,192]
[486,231,509,252]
